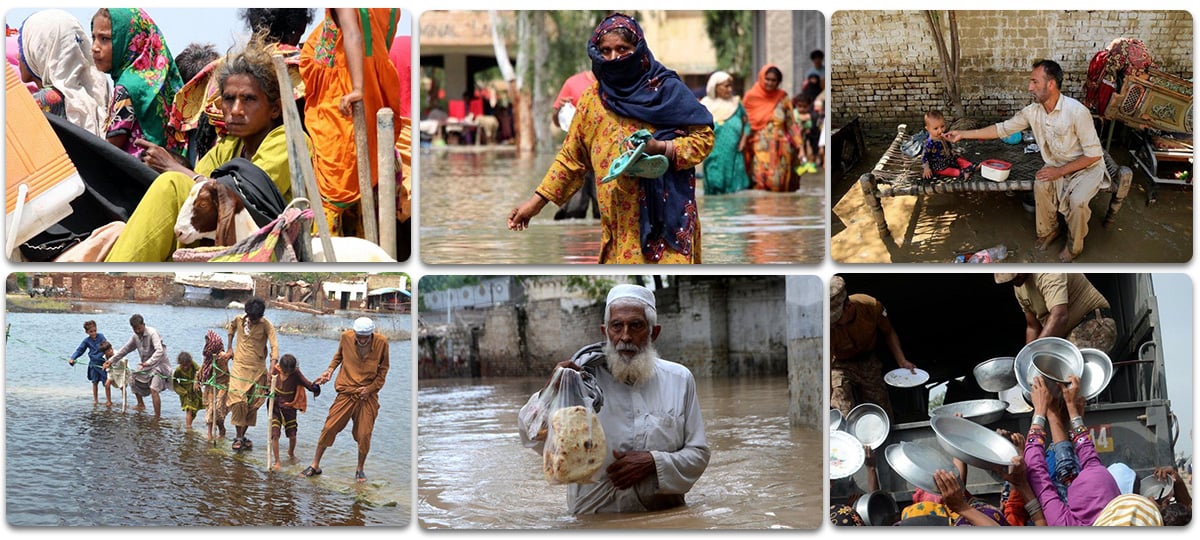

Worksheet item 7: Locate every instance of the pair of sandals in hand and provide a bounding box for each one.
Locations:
[601,129,670,183]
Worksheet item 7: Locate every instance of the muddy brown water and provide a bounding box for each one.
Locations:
[831,129,1192,263]
[5,303,411,526]
[419,148,826,264]
[418,376,823,529]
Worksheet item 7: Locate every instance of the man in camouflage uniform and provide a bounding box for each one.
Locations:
[829,276,918,418]
[994,273,1117,352]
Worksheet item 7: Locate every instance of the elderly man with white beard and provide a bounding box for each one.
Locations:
[519,284,710,514]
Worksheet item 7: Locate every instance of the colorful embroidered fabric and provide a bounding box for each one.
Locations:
[170,44,303,137]
[101,8,184,154]
[585,12,713,260]
[32,87,65,118]
[300,8,403,232]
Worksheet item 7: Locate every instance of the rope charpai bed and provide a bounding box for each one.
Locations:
[857,124,1133,238]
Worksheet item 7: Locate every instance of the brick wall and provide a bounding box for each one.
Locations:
[79,276,129,301]
[832,10,1193,129]
[132,277,166,302]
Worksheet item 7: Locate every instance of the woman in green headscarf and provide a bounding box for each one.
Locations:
[90,8,186,158]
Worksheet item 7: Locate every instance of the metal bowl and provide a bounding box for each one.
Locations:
[830,430,866,480]
[1140,474,1175,501]
[929,399,1009,425]
[884,441,957,494]
[1079,348,1114,400]
[846,403,891,449]
[930,415,1019,469]
[1015,337,1083,389]
[830,409,844,432]
[855,490,899,526]
[973,357,1017,392]
[1032,352,1084,383]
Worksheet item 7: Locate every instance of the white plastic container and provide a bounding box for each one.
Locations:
[980,159,1012,182]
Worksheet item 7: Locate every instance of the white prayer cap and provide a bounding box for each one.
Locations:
[1108,463,1136,495]
[353,317,376,336]
[606,284,656,310]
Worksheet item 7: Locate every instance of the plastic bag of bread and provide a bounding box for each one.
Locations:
[542,367,606,484]
[518,344,606,449]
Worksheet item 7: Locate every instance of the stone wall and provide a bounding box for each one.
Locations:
[831,10,1193,129]
[786,277,824,429]
[478,304,525,377]
[431,277,790,379]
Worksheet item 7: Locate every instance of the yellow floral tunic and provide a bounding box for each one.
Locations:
[535,85,714,264]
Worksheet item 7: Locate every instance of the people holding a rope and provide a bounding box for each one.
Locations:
[198,330,230,442]
[68,320,112,406]
[302,317,389,483]
[105,314,173,417]
[221,298,279,452]
[173,352,204,430]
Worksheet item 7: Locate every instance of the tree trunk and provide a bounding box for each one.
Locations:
[514,12,536,155]
[531,16,552,153]
[923,10,964,119]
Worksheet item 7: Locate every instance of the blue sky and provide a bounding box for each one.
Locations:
[5,8,412,59]
[1153,273,1192,459]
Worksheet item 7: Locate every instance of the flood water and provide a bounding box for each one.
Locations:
[5,302,411,526]
[420,148,826,264]
[418,375,822,529]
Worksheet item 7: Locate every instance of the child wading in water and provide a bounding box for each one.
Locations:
[199,330,230,442]
[69,320,112,406]
[270,354,320,469]
[922,110,975,180]
[173,352,205,429]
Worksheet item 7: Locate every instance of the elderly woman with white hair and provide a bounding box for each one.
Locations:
[699,70,750,194]
[518,283,710,514]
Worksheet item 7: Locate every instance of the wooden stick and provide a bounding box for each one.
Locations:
[271,55,334,262]
[352,102,379,244]
[266,373,277,471]
[375,108,396,259]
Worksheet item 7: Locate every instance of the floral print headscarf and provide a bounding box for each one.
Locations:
[100,8,183,150]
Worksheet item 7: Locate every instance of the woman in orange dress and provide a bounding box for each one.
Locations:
[743,64,803,192]
[300,8,403,238]
[507,13,714,264]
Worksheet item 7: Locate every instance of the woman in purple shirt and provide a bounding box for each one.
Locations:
[1024,375,1120,525]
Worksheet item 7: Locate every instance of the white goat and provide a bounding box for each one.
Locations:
[174,180,397,262]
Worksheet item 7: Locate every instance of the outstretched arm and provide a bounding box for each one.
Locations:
[509,94,594,231]
[878,314,915,371]
[944,124,999,143]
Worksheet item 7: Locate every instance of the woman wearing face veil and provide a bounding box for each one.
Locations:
[508,13,714,264]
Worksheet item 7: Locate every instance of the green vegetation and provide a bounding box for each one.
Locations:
[6,294,71,313]
[704,11,754,82]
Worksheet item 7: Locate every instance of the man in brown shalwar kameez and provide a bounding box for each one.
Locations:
[221,297,279,452]
[301,317,390,483]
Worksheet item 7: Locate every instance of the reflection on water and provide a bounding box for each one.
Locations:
[5,303,411,526]
[419,149,826,264]
[418,376,822,529]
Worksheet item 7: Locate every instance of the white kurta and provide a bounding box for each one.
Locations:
[995,95,1106,253]
[520,357,710,514]
[110,326,172,392]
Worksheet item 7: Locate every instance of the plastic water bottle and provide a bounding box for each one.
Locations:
[967,244,1008,263]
